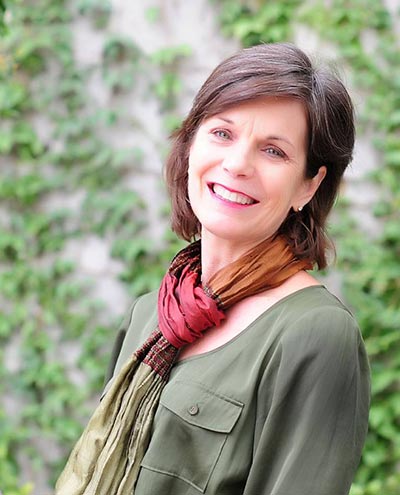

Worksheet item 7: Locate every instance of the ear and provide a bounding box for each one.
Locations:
[294,166,327,210]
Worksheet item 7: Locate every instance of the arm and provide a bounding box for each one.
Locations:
[243,307,370,495]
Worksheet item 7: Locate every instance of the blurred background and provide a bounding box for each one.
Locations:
[0,0,399,494]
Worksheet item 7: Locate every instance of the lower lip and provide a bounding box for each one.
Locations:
[208,185,256,209]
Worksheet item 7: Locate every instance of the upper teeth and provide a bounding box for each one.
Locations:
[213,184,255,205]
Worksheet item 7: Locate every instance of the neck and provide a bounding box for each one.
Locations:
[200,231,262,284]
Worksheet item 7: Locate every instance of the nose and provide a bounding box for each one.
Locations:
[222,143,254,178]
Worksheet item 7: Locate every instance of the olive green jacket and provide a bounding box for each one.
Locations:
[105,286,370,495]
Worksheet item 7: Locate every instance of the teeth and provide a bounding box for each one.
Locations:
[213,184,255,205]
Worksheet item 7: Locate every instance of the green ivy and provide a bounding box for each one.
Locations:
[0,0,188,492]
[0,0,8,35]
[218,0,302,46]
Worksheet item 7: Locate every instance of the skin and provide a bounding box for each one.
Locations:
[178,96,326,361]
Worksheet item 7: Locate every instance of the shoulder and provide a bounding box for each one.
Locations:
[256,288,370,405]
[123,290,158,342]
[282,286,360,339]
[107,290,158,382]
[275,287,367,373]
[129,290,158,319]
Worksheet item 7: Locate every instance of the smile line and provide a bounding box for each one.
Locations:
[209,183,258,206]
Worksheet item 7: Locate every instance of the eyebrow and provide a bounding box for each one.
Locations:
[212,116,295,148]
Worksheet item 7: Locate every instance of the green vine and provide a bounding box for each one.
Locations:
[218,0,303,46]
[0,1,187,493]
[0,0,8,35]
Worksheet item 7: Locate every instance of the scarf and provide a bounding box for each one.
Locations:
[55,235,311,494]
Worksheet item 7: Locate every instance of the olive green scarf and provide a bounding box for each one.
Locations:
[55,236,311,494]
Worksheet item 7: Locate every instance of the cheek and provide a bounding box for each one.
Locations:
[188,149,209,187]
[188,134,203,164]
[260,172,303,205]
[187,163,200,207]
[187,154,199,183]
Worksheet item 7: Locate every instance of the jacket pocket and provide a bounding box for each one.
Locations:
[140,379,243,493]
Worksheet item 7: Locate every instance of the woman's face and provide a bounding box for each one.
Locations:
[187,96,325,250]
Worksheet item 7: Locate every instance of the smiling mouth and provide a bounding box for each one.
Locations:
[210,183,258,205]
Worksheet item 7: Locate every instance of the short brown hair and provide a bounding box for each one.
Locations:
[165,43,355,269]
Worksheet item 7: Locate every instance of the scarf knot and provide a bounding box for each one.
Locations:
[158,264,225,348]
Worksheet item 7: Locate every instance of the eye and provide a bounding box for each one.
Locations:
[211,129,231,140]
[264,146,286,159]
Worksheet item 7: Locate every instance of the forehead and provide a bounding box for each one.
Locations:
[208,96,306,121]
[201,96,309,144]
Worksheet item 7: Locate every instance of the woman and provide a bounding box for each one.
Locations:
[56,43,370,495]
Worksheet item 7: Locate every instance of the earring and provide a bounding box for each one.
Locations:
[298,206,303,212]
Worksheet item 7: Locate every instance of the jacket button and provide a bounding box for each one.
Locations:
[188,404,199,416]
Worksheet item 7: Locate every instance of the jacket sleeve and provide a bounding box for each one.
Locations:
[242,306,371,495]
